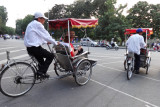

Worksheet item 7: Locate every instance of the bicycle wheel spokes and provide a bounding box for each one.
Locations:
[127,60,134,80]
[127,66,133,79]
[75,60,92,86]
[0,62,35,97]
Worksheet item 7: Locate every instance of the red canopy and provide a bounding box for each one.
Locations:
[124,28,153,36]
[49,18,98,30]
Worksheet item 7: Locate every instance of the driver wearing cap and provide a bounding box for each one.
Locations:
[126,28,146,74]
[24,12,57,79]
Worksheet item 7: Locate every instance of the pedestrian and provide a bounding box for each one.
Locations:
[126,28,146,74]
[24,12,58,79]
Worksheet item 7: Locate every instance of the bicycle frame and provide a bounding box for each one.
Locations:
[1,51,39,74]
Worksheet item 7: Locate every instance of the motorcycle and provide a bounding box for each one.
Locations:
[106,42,119,50]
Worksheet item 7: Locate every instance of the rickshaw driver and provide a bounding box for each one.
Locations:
[24,12,58,78]
[126,28,146,74]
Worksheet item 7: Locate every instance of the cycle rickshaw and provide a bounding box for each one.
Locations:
[124,28,152,80]
[0,18,98,97]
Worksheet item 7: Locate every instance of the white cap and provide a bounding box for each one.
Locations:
[34,12,48,19]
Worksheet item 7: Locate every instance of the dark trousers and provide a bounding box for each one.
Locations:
[27,46,54,74]
[134,53,140,71]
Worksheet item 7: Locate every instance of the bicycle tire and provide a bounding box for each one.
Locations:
[124,60,127,70]
[0,62,36,97]
[146,57,151,74]
[75,59,92,86]
[127,60,134,80]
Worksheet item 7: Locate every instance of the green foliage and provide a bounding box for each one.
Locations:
[5,26,15,35]
[0,6,15,35]
[127,1,151,28]
[13,0,160,42]
[15,19,23,35]
[0,6,8,25]
[150,4,160,36]
[15,15,33,35]
[47,4,69,19]
[96,0,128,42]
[0,17,3,34]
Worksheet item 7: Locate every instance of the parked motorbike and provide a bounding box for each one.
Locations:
[106,42,119,50]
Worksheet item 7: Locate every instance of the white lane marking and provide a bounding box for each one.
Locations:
[91,53,125,57]
[88,58,102,61]
[99,61,123,65]
[97,64,160,82]
[90,79,159,107]
[0,49,26,55]
[0,54,29,64]
[0,47,15,50]
[89,55,122,59]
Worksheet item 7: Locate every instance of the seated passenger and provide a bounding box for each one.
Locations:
[61,31,83,57]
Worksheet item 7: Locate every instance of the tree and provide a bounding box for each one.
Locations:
[95,0,128,42]
[126,1,151,28]
[0,17,3,34]
[92,0,108,17]
[15,15,33,36]
[0,6,8,25]
[150,4,160,37]
[15,19,23,35]
[0,6,8,35]
[46,4,69,19]
[69,0,93,18]
[6,26,15,35]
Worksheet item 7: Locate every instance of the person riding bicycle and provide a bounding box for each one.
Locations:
[24,12,58,78]
[126,28,146,74]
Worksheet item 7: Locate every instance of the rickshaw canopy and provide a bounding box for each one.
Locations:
[49,18,98,30]
[124,28,153,36]
[124,28,153,44]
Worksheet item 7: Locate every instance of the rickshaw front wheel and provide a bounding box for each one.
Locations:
[124,60,127,70]
[146,57,151,74]
[54,62,67,77]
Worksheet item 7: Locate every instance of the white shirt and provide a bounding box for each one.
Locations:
[126,34,146,55]
[59,42,72,52]
[24,20,57,47]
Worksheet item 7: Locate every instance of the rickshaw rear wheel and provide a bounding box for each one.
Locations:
[75,59,92,86]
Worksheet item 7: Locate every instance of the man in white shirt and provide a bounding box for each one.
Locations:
[126,28,146,74]
[24,12,57,78]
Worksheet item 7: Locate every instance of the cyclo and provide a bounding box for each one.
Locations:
[124,28,152,80]
[0,18,98,97]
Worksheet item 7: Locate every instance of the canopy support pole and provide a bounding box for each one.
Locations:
[146,30,147,44]
[85,29,89,52]
[68,20,71,48]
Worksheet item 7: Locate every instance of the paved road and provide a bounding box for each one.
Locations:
[0,38,160,107]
